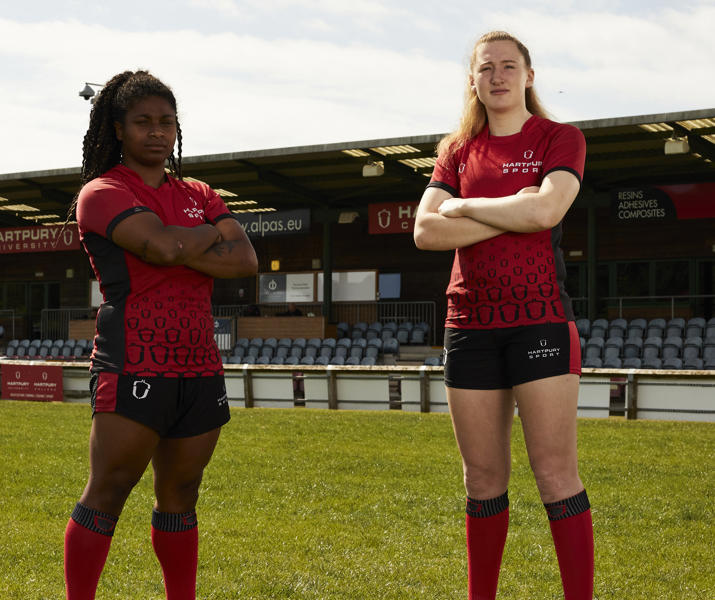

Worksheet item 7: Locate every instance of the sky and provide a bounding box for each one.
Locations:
[0,0,713,175]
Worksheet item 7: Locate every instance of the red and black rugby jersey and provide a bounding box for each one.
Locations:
[428,115,586,330]
[77,165,235,376]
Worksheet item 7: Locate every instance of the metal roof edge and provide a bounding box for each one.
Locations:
[0,165,81,182]
[567,108,715,130]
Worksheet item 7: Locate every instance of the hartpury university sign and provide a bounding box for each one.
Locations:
[368,202,419,234]
[0,225,80,254]
[1,364,64,402]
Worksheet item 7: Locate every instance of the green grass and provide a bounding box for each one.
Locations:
[0,401,713,599]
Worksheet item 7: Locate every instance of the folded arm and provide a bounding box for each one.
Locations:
[437,170,581,233]
[111,211,221,265]
[185,217,258,278]
[413,187,505,251]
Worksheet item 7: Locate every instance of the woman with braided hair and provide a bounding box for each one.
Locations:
[414,32,592,599]
[64,70,257,599]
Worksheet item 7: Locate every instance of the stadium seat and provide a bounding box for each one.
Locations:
[227,356,243,364]
[235,337,249,349]
[307,337,322,349]
[334,346,348,359]
[604,337,624,359]
[52,339,64,348]
[685,317,705,339]
[575,318,590,338]
[5,346,16,358]
[580,337,585,355]
[30,339,42,348]
[319,346,333,359]
[61,346,72,358]
[603,356,622,368]
[642,337,663,360]
[292,337,307,349]
[368,321,382,332]
[683,337,702,361]
[583,357,602,368]
[336,322,350,338]
[247,346,260,359]
[365,346,379,360]
[235,355,256,365]
[665,318,685,339]
[349,346,363,360]
[64,339,76,348]
[323,339,339,351]
[232,346,245,359]
[39,346,50,359]
[276,346,290,359]
[627,318,647,339]
[646,319,666,339]
[383,322,398,334]
[352,322,368,335]
[7,339,19,348]
[27,346,38,358]
[424,356,440,366]
[584,337,604,360]
[16,346,27,358]
[345,356,360,366]
[304,346,318,359]
[367,337,382,350]
[360,356,376,366]
[623,338,643,359]
[352,337,367,350]
[704,357,715,370]
[398,321,413,332]
[315,356,329,366]
[683,357,703,370]
[249,337,263,348]
[662,357,682,370]
[263,337,278,349]
[590,319,608,339]
[365,329,380,341]
[299,356,315,365]
[641,356,662,369]
[662,337,683,360]
[49,346,60,359]
[380,329,394,342]
[277,337,292,348]
[260,346,274,359]
[623,357,642,369]
[396,329,409,344]
[609,319,627,339]
[329,356,345,365]
[705,321,715,340]
[415,321,430,333]
[337,337,352,349]
[383,338,399,355]
[409,329,425,344]
[270,356,285,365]
[284,356,299,365]
[255,356,270,365]
[704,338,715,361]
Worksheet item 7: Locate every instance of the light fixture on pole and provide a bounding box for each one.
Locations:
[78,82,104,104]
[664,135,690,155]
[362,160,384,177]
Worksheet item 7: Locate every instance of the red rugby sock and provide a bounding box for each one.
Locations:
[545,490,594,600]
[465,492,509,600]
[151,509,199,600]
[64,503,117,600]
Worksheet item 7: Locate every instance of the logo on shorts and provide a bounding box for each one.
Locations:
[132,379,151,400]
[442,347,449,365]
[217,385,228,407]
[527,338,561,360]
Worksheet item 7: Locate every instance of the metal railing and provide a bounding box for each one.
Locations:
[0,309,16,340]
[213,301,437,344]
[40,307,94,341]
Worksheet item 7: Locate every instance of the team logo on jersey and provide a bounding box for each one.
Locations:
[458,163,466,174]
[502,149,542,175]
[183,207,205,220]
[132,379,151,400]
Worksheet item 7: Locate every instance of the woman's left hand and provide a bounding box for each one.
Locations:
[438,197,468,218]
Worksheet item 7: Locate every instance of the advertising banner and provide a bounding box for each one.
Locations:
[286,273,315,302]
[611,183,715,223]
[0,224,80,254]
[258,274,287,303]
[368,202,418,234]
[234,209,310,238]
[1,363,64,402]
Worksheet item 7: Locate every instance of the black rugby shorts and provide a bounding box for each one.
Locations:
[90,372,230,437]
[443,321,581,390]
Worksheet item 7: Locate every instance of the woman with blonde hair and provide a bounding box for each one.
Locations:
[414,31,593,599]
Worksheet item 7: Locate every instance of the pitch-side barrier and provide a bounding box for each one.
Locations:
[1,362,713,422]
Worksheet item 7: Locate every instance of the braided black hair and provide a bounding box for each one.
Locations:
[66,70,183,222]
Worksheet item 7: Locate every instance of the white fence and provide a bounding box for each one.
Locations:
[5,362,712,422]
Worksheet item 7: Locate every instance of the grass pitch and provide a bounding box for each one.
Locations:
[0,401,713,599]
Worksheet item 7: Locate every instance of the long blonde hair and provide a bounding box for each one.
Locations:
[437,31,549,158]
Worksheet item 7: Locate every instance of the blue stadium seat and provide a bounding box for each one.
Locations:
[334,346,348,359]
[382,338,399,355]
[345,356,360,366]
[368,321,382,332]
[646,319,666,339]
[277,337,292,348]
[575,318,590,338]
[284,356,299,365]
[315,356,329,366]
[590,319,608,339]
[336,337,352,349]
[683,357,703,370]
[235,337,249,349]
[270,356,285,365]
[299,356,315,365]
[255,356,270,365]
[685,317,705,339]
[604,337,624,359]
[665,318,685,339]
[352,337,367,350]
[292,337,307,349]
[380,329,394,342]
[7,339,20,348]
[383,322,398,334]
[307,337,322,349]
[396,329,409,344]
[365,328,380,341]
[360,356,376,366]
[623,357,642,369]
[249,337,263,348]
[409,329,425,344]
[289,346,303,359]
[642,337,662,360]
[662,337,683,359]
[641,356,662,369]
[424,357,440,366]
[627,319,647,339]
[584,337,604,360]
[349,346,363,360]
[232,346,245,359]
[608,319,627,339]
[683,337,702,361]
[603,356,622,369]
[623,338,643,359]
[329,356,345,365]
[276,347,290,359]
[583,357,602,368]
[260,346,274,359]
[662,357,682,370]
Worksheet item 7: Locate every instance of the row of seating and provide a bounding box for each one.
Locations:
[581,335,715,361]
[228,336,399,366]
[337,321,430,345]
[3,338,92,359]
[576,317,715,341]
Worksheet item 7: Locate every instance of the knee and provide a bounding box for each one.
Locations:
[84,468,143,514]
[463,461,509,499]
[155,474,203,512]
[531,463,582,502]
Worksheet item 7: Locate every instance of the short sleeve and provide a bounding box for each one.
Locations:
[427,147,460,197]
[542,124,586,185]
[76,177,152,240]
